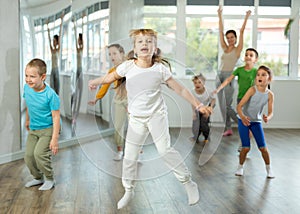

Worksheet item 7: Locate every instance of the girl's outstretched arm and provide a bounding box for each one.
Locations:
[88,71,121,90]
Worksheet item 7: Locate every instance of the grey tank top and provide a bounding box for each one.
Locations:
[219,48,238,72]
[243,86,269,122]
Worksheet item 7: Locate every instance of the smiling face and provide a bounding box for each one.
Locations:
[133,33,157,58]
[25,66,46,92]
[225,32,237,46]
[244,50,258,65]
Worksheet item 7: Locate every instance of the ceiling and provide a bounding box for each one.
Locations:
[20,0,61,9]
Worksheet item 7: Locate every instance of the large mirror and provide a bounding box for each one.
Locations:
[20,0,113,147]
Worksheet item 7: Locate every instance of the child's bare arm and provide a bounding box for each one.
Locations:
[88,72,120,90]
[263,91,274,123]
[50,110,60,155]
[214,74,235,94]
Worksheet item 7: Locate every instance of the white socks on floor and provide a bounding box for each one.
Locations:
[235,164,244,176]
[38,180,55,191]
[25,178,44,187]
[266,165,275,179]
[184,181,200,205]
[113,151,124,161]
[117,191,134,209]
[117,181,199,209]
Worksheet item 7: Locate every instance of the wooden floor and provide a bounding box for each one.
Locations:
[1,128,300,214]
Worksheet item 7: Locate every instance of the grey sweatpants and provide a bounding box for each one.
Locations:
[216,72,238,130]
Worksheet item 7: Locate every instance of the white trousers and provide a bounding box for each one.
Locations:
[122,109,191,191]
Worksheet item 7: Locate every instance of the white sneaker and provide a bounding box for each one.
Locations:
[113,151,123,161]
[38,180,55,191]
[235,167,244,176]
[25,178,44,187]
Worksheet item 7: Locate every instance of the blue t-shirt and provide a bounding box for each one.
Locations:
[23,84,60,130]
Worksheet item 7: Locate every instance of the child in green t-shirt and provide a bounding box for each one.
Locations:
[214,48,258,138]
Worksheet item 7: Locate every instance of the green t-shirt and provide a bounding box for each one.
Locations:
[233,66,257,99]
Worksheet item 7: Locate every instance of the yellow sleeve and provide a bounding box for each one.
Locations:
[95,67,116,99]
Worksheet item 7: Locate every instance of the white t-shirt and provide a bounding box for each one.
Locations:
[192,87,215,106]
[116,60,172,116]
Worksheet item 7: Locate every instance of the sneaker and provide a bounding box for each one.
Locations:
[223,129,233,136]
[38,180,55,191]
[113,151,123,161]
[235,167,244,176]
[25,178,44,187]
[267,168,275,179]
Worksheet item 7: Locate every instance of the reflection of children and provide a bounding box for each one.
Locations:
[88,44,128,161]
[88,29,212,209]
[216,6,251,136]
[71,16,84,125]
[46,13,64,95]
[190,74,216,144]
[23,58,61,190]
[235,65,274,178]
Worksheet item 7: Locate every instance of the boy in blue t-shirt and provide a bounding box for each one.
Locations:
[23,58,60,191]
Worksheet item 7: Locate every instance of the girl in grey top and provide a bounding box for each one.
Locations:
[235,65,275,179]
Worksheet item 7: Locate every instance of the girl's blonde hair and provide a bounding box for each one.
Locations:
[129,28,172,71]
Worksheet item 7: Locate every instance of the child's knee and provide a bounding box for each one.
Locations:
[259,147,268,153]
[241,147,251,153]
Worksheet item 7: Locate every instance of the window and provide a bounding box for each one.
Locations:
[186,17,218,77]
[257,18,289,77]
[143,0,297,78]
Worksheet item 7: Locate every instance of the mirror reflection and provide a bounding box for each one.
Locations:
[20,1,112,147]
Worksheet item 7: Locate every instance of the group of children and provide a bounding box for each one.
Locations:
[22,6,275,210]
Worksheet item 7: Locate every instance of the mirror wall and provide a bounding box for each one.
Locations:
[20,0,114,147]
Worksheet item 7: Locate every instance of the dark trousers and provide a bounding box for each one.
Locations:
[192,111,210,140]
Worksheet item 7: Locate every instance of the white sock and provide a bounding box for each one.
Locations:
[184,181,200,205]
[117,191,134,209]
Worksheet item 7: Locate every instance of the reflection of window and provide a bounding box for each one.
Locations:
[86,7,109,74]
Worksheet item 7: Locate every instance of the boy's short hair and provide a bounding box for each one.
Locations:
[27,58,47,76]
[246,48,259,58]
[192,73,206,82]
